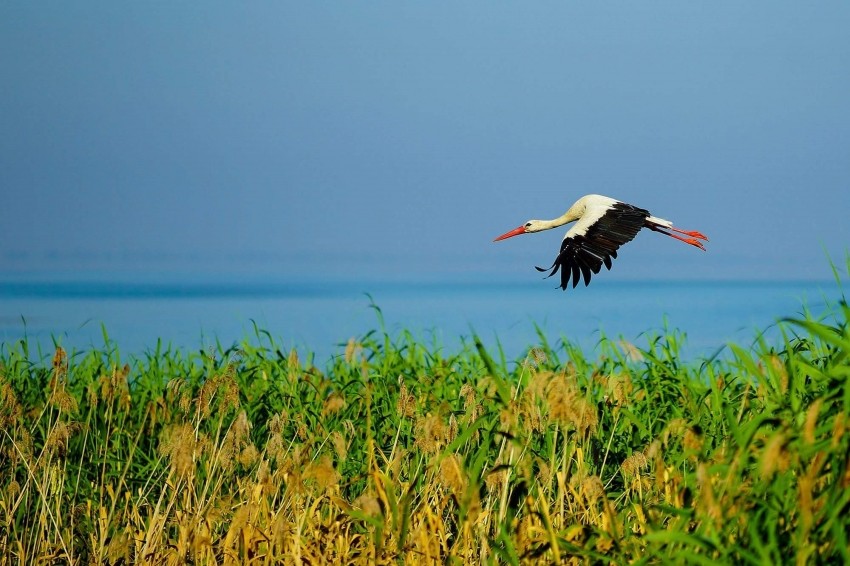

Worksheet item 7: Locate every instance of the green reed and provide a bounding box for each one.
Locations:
[1,260,848,564]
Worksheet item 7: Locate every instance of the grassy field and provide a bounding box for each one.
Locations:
[1,272,849,564]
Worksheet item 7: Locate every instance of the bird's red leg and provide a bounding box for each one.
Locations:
[665,231,706,250]
[669,226,709,241]
[651,226,706,250]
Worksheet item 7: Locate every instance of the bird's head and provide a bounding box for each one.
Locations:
[493,220,547,241]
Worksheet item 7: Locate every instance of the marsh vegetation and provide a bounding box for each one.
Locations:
[1,267,849,564]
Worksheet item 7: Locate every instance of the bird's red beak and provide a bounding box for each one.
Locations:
[493,225,527,242]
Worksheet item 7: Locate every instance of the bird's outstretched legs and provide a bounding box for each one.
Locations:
[669,226,709,241]
[646,223,708,251]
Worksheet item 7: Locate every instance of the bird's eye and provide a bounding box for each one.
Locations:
[525,222,532,228]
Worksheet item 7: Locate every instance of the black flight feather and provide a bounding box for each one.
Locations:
[537,202,650,290]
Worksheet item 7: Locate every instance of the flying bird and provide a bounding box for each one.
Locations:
[494,194,708,290]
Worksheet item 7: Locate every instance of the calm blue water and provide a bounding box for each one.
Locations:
[0,277,843,364]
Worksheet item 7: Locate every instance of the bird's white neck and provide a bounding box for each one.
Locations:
[528,208,582,233]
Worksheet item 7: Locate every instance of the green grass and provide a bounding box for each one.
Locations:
[1,265,849,564]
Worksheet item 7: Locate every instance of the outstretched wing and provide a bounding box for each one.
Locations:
[536,201,650,290]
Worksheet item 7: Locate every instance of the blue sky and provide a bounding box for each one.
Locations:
[2,2,848,282]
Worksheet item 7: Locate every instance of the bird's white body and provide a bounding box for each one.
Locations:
[494,194,706,290]
[525,195,673,237]
[564,195,621,240]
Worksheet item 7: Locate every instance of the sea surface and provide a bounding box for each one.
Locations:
[0,276,844,365]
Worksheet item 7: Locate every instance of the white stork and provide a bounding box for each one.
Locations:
[494,194,708,290]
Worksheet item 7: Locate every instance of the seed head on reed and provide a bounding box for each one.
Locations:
[219,410,253,471]
[51,347,67,378]
[264,412,289,467]
[166,378,193,414]
[760,433,790,479]
[331,430,348,462]
[0,379,21,428]
[397,376,416,419]
[522,347,547,370]
[618,340,644,362]
[196,368,240,419]
[6,427,32,466]
[683,426,703,453]
[279,446,306,494]
[286,347,300,368]
[459,383,482,440]
[224,503,257,550]
[546,374,578,426]
[266,434,286,468]
[517,393,543,435]
[804,399,823,445]
[536,461,553,488]
[439,454,466,498]
[607,373,634,407]
[644,439,662,462]
[756,353,788,395]
[267,411,288,434]
[255,459,275,496]
[344,338,362,364]
[620,452,649,479]
[484,455,510,493]
[769,354,789,392]
[659,417,687,446]
[41,422,79,463]
[696,463,722,522]
[159,423,204,477]
[500,401,519,433]
[294,415,309,441]
[45,421,78,459]
[95,364,132,411]
[460,383,477,414]
[798,454,824,533]
[220,368,240,408]
[352,492,382,519]
[323,391,346,416]
[47,379,77,415]
[447,413,459,445]
[580,474,606,506]
[531,346,548,365]
[515,511,538,555]
[595,535,614,554]
[306,455,339,492]
[5,479,20,502]
[478,375,502,400]
[414,413,447,454]
[232,408,252,437]
[527,370,553,405]
[238,444,259,469]
[832,412,847,449]
[576,399,598,437]
[373,447,398,482]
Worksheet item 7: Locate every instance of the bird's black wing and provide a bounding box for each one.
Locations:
[536,202,650,290]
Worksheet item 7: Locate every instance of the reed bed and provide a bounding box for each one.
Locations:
[1,273,849,564]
